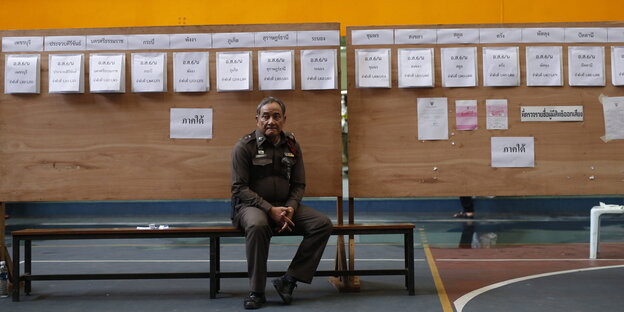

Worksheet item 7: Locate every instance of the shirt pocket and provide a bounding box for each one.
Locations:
[252,157,273,166]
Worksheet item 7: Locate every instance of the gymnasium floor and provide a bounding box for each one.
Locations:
[3,208,624,312]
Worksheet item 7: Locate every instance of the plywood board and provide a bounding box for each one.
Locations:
[0,23,342,201]
[347,22,624,197]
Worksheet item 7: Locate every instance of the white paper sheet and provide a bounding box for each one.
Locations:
[128,34,170,50]
[600,95,624,141]
[45,36,86,52]
[417,97,449,140]
[131,53,167,93]
[568,46,605,86]
[4,54,40,94]
[611,47,624,86]
[216,51,252,92]
[486,99,508,130]
[169,34,212,49]
[351,29,394,45]
[48,54,84,93]
[300,49,337,90]
[89,53,125,93]
[355,49,391,88]
[522,28,565,43]
[441,47,477,87]
[398,48,434,88]
[2,36,44,52]
[564,28,607,43]
[258,50,294,90]
[479,28,522,44]
[455,100,478,130]
[86,35,128,51]
[173,52,209,92]
[297,31,340,46]
[170,108,213,139]
[436,29,480,44]
[212,33,255,49]
[394,29,437,44]
[483,47,520,87]
[520,106,584,122]
[525,46,563,86]
[491,137,535,168]
[608,28,624,43]
[255,32,297,47]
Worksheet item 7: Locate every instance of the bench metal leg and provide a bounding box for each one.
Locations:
[405,232,415,295]
[215,237,221,294]
[209,236,217,299]
[25,240,31,295]
[12,236,20,302]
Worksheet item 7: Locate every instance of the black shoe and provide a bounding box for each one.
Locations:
[244,292,266,310]
[272,276,297,305]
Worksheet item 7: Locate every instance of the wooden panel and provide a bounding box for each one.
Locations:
[0,23,342,201]
[347,22,624,198]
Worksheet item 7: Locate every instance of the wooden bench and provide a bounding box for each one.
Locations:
[11,223,415,301]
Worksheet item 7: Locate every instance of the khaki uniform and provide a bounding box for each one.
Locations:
[231,129,332,293]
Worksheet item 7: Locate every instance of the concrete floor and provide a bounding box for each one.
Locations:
[2,210,624,312]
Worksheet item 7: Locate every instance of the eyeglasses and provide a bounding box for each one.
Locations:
[259,112,283,121]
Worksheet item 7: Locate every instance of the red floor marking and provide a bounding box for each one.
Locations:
[430,243,624,302]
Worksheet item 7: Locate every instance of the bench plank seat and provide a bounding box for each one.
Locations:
[11,224,415,301]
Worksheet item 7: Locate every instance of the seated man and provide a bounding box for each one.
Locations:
[231,96,333,309]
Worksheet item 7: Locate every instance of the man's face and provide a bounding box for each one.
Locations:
[256,102,286,139]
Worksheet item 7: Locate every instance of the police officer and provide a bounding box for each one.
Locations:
[231,96,333,309]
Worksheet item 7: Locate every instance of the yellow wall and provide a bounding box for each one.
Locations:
[1,0,622,33]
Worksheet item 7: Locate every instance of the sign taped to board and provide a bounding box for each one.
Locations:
[520,106,584,122]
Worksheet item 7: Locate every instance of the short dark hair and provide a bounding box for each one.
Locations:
[256,96,286,116]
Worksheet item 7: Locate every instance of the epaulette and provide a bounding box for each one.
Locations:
[239,132,256,143]
[285,132,296,143]
[284,132,298,158]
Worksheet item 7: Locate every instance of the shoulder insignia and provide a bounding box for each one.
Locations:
[240,132,255,143]
[285,132,296,143]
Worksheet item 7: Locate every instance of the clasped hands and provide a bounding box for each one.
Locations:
[270,206,295,233]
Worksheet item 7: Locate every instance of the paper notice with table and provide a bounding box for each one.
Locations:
[600,95,624,141]
[611,47,624,86]
[491,137,535,168]
[397,48,434,88]
[48,54,84,93]
[4,54,40,94]
[355,49,391,88]
[525,46,563,86]
[417,97,449,140]
[131,53,167,93]
[455,100,478,130]
[300,49,337,90]
[568,46,605,86]
[441,47,477,87]
[482,47,519,87]
[90,53,125,93]
[216,51,252,91]
[486,99,508,130]
[173,52,209,92]
[258,50,294,90]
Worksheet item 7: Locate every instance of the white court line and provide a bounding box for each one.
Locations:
[453,264,624,312]
[437,258,624,262]
[30,218,587,226]
[20,258,426,264]
[19,258,624,264]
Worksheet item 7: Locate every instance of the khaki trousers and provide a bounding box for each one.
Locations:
[233,204,332,293]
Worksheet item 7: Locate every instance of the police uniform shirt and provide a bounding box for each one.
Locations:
[231,129,305,215]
